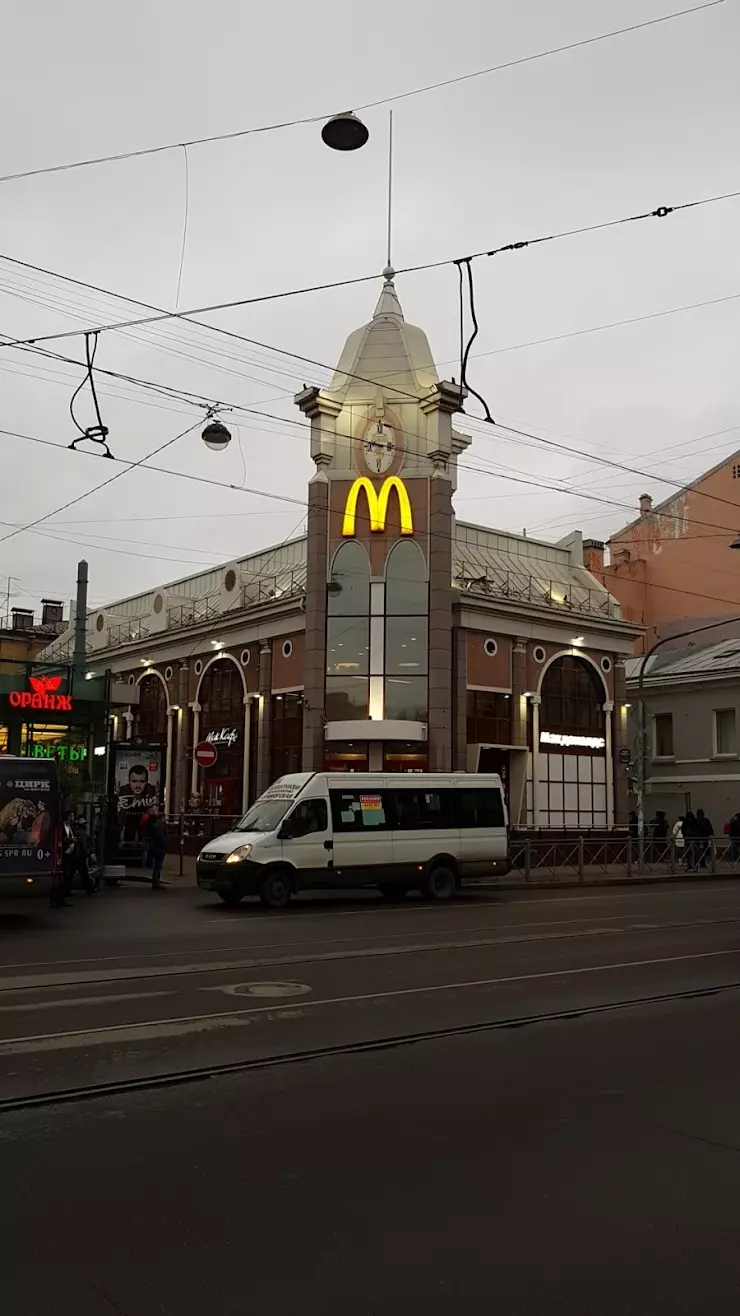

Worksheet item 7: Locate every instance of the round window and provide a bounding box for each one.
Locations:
[600,656,613,674]
[153,594,164,615]
[241,648,251,666]
[95,614,105,632]
[127,673,135,686]
[194,659,203,676]
[282,639,293,659]
[483,637,498,657]
[533,645,546,664]
[164,665,173,681]
[224,568,237,593]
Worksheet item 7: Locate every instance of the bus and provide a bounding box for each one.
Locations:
[196,771,509,908]
[0,756,62,896]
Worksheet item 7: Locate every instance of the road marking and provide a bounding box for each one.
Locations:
[227,982,312,998]
[1,945,738,1053]
[0,990,174,1014]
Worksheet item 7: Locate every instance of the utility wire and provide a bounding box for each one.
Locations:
[0,418,201,548]
[0,2,723,189]
[2,185,739,353]
[175,145,190,309]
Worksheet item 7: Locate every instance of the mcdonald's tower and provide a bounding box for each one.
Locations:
[50,269,640,829]
[295,269,469,774]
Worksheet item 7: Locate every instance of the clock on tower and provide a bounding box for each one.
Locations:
[362,419,396,475]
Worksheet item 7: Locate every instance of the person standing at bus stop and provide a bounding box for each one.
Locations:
[147,808,168,890]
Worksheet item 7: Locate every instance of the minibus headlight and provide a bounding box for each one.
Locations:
[225,845,252,864]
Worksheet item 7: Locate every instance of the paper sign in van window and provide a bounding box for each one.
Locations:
[360,795,382,811]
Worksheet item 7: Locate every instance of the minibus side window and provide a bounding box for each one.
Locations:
[389,789,454,830]
[455,788,505,828]
[330,790,391,830]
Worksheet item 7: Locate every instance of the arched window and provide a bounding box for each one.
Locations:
[385,540,427,615]
[328,541,370,616]
[326,542,371,722]
[134,674,167,741]
[540,656,604,733]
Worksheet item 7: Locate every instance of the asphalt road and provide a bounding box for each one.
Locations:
[3,879,740,1313]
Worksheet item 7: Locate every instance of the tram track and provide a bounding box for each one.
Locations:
[2,910,740,997]
[2,975,739,1114]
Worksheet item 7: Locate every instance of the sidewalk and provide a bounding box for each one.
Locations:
[122,854,740,894]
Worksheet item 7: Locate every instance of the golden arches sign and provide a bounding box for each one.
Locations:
[341,476,414,537]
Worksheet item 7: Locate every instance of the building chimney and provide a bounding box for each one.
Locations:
[583,539,605,576]
[11,607,33,631]
[639,493,653,517]
[41,599,64,628]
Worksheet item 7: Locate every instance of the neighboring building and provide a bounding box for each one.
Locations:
[38,274,642,828]
[588,451,740,653]
[627,639,740,823]
[0,601,67,667]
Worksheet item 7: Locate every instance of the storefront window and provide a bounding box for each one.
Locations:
[134,674,168,741]
[271,693,304,781]
[466,690,512,745]
[384,676,428,722]
[325,677,369,721]
[325,741,369,772]
[386,541,427,615]
[385,618,428,675]
[326,617,370,676]
[383,741,428,772]
[328,542,370,616]
[198,659,246,816]
[540,656,604,733]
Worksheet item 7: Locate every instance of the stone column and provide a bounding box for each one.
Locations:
[241,695,253,812]
[509,639,529,825]
[302,468,329,770]
[452,624,467,771]
[612,659,629,826]
[189,701,201,798]
[427,470,454,770]
[421,382,464,774]
[256,642,273,797]
[173,662,190,816]
[164,706,176,816]
[530,694,542,825]
[603,700,615,829]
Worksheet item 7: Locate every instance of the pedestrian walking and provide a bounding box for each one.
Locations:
[650,810,669,862]
[695,808,714,870]
[672,816,686,864]
[682,811,698,871]
[147,808,168,890]
[728,812,740,863]
[50,814,76,908]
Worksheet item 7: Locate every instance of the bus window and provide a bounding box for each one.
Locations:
[330,790,390,830]
[389,789,453,830]
[455,788,504,829]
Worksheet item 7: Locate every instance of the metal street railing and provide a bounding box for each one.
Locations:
[508,836,740,882]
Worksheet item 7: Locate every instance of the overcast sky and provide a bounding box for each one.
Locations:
[0,0,737,619]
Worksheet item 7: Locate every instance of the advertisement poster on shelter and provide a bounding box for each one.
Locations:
[114,746,162,841]
[0,760,60,876]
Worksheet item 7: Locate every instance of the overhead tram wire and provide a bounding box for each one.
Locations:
[4,417,740,612]
[7,321,740,542]
[0,417,202,548]
[0,2,724,188]
[5,416,740,556]
[1,184,739,355]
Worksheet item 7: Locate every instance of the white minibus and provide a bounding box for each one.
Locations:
[196,772,509,908]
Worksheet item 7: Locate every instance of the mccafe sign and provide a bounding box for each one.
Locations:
[9,675,73,713]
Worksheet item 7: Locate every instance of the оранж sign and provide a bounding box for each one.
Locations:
[9,675,73,713]
[342,476,413,537]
